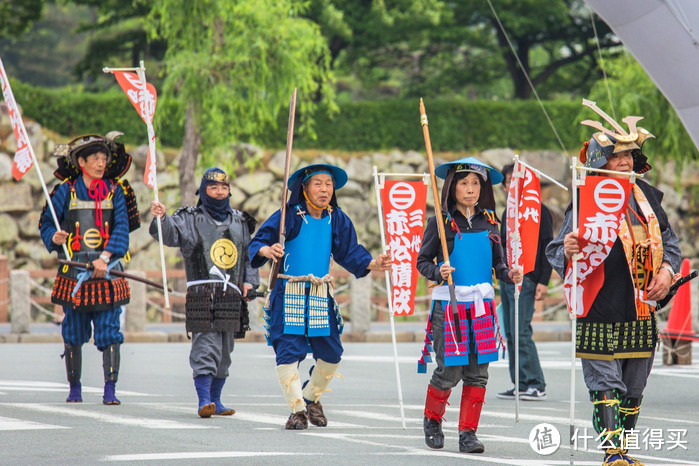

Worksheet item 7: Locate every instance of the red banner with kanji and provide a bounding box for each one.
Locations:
[506,163,542,276]
[113,71,158,188]
[564,176,633,317]
[1,57,34,180]
[380,180,428,315]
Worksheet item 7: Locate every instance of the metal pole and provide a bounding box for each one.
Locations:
[373,166,406,429]
[136,60,170,310]
[569,156,581,465]
[512,156,521,422]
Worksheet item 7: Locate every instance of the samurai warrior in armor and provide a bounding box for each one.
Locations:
[39,132,140,405]
[546,102,681,466]
[150,168,259,418]
[416,157,522,454]
[249,163,391,430]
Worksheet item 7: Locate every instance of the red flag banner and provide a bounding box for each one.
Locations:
[564,176,633,317]
[506,163,542,276]
[113,71,157,124]
[1,57,34,180]
[113,71,158,188]
[380,180,428,315]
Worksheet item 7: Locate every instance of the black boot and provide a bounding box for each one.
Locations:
[591,390,627,464]
[591,389,622,445]
[459,430,485,453]
[620,396,644,465]
[62,345,82,403]
[423,417,444,449]
[102,343,121,405]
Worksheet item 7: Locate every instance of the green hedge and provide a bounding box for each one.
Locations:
[11,79,584,152]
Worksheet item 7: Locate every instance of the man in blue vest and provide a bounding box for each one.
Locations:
[249,163,391,429]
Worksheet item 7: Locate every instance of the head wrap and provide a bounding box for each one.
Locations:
[196,167,233,221]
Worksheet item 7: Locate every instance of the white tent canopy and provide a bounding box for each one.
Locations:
[585,0,699,151]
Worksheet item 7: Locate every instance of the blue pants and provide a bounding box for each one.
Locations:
[61,306,124,349]
[500,278,546,391]
[268,291,343,366]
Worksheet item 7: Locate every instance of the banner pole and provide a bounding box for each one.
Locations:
[569,156,580,465]
[512,156,522,422]
[136,60,170,310]
[1,57,70,259]
[373,166,406,429]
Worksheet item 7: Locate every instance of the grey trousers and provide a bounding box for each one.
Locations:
[429,301,489,391]
[190,331,235,378]
[581,349,655,399]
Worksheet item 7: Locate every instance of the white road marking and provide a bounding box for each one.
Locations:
[0,416,67,431]
[101,452,313,461]
[2,403,214,429]
[0,380,152,396]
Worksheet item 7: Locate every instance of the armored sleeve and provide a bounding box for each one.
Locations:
[149,207,199,256]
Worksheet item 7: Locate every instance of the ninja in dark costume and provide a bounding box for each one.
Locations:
[249,164,391,430]
[40,132,140,405]
[416,157,522,453]
[546,107,680,466]
[150,168,259,418]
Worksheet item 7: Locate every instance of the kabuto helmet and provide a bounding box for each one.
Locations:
[51,131,132,181]
[579,99,655,174]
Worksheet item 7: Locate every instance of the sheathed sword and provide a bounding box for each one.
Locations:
[656,270,698,311]
[268,88,297,291]
[58,259,172,292]
[420,98,462,341]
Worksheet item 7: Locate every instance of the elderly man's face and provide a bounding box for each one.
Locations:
[604,150,634,177]
[303,173,334,209]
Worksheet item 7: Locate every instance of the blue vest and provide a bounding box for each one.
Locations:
[449,230,492,286]
[283,213,332,277]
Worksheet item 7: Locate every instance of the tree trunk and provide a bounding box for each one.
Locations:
[179,103,201,207]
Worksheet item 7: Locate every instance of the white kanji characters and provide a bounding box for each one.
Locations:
[392,262,413,289]
[392,287,412,314]
[582,212,620,245]
[521,206,540,223]
[13,146,33,174]
[408,208,424,228]
[385,209,409,236]
[389,236,411,262]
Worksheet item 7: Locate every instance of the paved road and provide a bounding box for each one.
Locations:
[1,341,698,465]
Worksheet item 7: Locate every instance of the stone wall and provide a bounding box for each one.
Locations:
[2,104,699,277]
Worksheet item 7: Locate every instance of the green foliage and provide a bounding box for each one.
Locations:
[262,98,583,152]
[0,0,45,38]
[579,53,699,165]
[147,0,337,173]
[13,79,583,152]
[10,79,180,146]
[0,3,90,87]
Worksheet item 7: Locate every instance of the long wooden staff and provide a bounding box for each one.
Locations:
[419,99,461,342]
[268,88,297,290]
[58,259,171,292]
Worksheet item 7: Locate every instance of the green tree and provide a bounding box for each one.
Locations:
[0,0,45,38]
[148,0,335,206]
[67,0,167,89]
[308,0,621,100]
[580,52,699,167]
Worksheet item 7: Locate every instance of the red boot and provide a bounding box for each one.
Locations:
[423,384,451,449]
[459,385,485,453]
